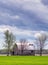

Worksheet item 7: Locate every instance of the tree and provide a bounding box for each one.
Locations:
[11,43,18,55]
[20,39,27,55]
[35,32,47,56]
[4,30,16,56]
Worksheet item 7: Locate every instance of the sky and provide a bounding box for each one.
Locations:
[0,0,48,49]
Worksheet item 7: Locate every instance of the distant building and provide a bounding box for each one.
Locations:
[11,42,35,55]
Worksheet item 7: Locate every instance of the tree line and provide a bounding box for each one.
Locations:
[4,30,47,56]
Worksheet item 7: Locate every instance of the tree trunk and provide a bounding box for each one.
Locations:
[7,52,9,56]
[40,48,42,56]
[7,49,10,56]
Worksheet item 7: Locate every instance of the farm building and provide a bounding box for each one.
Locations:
[11,42,35,55]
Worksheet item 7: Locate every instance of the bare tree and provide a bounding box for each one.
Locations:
[20,39,27,55]
[4,30,16,56]
[35,32,47,56]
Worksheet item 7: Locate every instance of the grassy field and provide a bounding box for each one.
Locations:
[0,56,48,65]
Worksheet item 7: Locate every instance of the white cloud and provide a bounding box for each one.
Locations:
[34,31,48,41]
[0,25,34,37]
[0,25,48,49]
[0,12,20,20]
[0,0,48,49]
[11,15,20,19]
[5,0,48,23]
[0,25,47,38]
[0,0,48,25]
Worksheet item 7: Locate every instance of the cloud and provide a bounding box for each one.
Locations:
[0,25,34,37]
[0,0,48,49]
[0,24,48,49]
[0,25,48,39]
[0,11,20,20]
[0,0,48,31]
[41,0,48,6]
[34,31,48,41]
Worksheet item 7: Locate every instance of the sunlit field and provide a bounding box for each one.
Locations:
[0,56,48,65]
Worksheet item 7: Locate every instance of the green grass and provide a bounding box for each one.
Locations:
[0,56,48,65]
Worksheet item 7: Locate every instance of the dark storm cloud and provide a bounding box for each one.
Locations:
[41,0,48,6]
